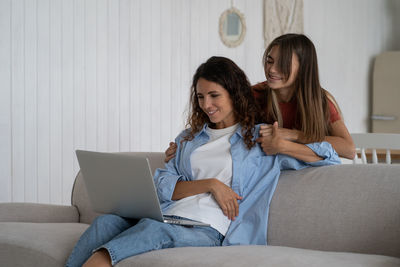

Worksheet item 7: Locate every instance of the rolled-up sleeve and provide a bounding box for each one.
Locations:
[279,141,341,170]
[153,165,186,203]
[305,141,341,166]
[153,132,191,204]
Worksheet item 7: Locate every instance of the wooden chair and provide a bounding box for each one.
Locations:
[351,133,400,164]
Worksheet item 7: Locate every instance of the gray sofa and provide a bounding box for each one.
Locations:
[1,152,399,267]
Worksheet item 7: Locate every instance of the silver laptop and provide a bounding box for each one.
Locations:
[76,150,209,227]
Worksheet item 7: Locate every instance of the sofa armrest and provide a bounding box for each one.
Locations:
[0,202,80,223]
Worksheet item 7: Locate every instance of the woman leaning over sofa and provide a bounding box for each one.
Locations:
[165,34,355,163]
[65,56,340,267]
[254,33,355,160]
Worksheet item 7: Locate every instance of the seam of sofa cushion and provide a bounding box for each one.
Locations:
[0,243,62,265]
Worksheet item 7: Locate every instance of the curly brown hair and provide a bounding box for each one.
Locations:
[183,56,262,149]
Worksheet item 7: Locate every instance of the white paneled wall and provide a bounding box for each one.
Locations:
[1,0,398,204]
[0,0,12,203]
[304,0,400,134]
[0,0,265,204]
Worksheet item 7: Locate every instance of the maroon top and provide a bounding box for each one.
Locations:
[252,81,340,129]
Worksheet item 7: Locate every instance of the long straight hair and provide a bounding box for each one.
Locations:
[259,34,340,142]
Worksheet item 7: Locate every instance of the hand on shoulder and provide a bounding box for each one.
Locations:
[256,122,287,155]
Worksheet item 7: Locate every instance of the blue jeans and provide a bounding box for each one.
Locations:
[65,214,224,266]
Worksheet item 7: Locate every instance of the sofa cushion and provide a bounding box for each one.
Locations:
[0,203,79,223]
[116,245,400,267]
[268,164,400,258]
[0,222,89,267]
[71,171,103,224]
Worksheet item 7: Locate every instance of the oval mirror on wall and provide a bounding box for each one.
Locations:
[219,7,246,48]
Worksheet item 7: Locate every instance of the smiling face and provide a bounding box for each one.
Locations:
[265,45,300,92]
[196,78,236,129]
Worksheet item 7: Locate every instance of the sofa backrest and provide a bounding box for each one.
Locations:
[268,164,400,258]
[71,152,165,224]
[71,152,400,258]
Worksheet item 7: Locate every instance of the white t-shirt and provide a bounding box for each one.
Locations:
[164,123,238,235]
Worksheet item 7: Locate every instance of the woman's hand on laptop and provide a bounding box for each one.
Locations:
[210,179,242,221]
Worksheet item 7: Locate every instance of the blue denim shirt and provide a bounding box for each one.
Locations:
[153,124,340,246]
